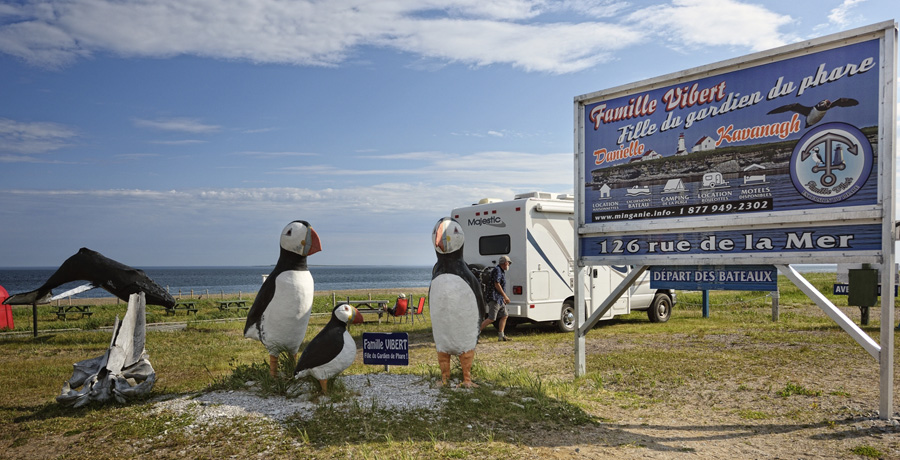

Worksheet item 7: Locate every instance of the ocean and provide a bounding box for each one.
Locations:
[0,265,433,299]
[0,264,836,300]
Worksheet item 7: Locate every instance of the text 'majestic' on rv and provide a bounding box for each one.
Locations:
[452,191,675,332]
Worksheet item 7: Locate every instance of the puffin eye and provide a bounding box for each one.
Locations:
[286,229,292,236]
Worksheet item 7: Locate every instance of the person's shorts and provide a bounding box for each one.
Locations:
[486,300,508,321]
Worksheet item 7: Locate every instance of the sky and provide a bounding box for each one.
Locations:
[1,0,899,268]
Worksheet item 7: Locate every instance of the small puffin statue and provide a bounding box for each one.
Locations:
[294,303,358,393]
[244,220,322,377]
[428,217,485,387]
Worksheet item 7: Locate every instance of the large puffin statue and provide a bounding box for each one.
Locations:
[244,220,321,377]
[294,303,358,393]
[428,217,485,387]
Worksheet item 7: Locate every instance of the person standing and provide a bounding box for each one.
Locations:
[480,255,512,341]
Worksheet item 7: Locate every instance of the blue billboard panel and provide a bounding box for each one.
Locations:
[651,265,777,291]
[582,39,880,224]
[581,224,881,258]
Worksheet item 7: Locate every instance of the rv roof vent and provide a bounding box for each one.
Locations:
[556,194,574,201]
[514,191,553,200]
[476,198,503,205]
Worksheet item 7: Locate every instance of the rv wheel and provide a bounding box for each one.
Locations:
[648,292,672,323]
[558,300,575,333]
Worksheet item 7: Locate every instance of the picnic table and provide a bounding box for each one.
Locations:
[56,305,93,320]
[166,301,198,315]
[344,299,388,323]
[218,300,249,311]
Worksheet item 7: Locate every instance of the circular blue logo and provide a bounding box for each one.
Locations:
[789,122,872,204]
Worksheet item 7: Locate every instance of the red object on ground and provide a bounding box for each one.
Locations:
[0,285,12,331]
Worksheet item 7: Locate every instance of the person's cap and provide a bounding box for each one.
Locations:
[399,293,407,298]
[498,255,511,264]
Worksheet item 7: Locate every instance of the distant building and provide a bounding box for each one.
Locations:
[641,149,661,161]
[692,135,716,152]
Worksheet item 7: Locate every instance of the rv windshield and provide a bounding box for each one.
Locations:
[479,235,510,255]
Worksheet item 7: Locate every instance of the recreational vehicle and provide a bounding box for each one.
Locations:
[452,192,675,332]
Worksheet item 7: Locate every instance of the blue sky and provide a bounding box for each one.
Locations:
[1,0,898,267]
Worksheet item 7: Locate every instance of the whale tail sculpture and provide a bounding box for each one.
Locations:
[3,248,175,308]
[57,293,156,407]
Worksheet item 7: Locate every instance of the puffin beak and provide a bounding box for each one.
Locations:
[350,306,359,326]
[306,228,322,255]
[434,222,446,252]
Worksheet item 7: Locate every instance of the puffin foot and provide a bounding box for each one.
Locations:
[459,349,477,388]
[437,351,451,386]
[268,355,279,378]
[318,379,328,393]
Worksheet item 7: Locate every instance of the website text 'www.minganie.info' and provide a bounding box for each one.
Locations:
[592,208,675,221]
[591,198,772,222]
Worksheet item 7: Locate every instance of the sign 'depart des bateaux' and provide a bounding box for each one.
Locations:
[575,23,894,266]
[650,265,777,291]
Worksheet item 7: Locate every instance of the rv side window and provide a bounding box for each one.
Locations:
[479,235,510,255]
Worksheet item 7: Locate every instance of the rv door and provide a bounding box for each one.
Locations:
[590,266,629,320]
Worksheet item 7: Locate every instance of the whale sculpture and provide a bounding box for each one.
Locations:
[57,293,156,407]
[3,248,175,308]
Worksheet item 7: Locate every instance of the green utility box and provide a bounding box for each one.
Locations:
[848,268,878,307]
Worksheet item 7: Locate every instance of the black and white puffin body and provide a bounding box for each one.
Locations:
[294,303,357,393]
[244,220,321,376]
[428,217,485,387]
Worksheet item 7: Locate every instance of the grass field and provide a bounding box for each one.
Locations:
[1,273,899,459]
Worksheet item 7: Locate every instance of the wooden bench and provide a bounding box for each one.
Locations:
[344,300,388,323]
[166,301,198,315]
[218,300,249,311]
[56,305,93,320]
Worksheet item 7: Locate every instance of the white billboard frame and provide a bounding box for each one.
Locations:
[573,21,896,420]
[575,22,894,267]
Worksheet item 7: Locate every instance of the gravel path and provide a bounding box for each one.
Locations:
[151,374,443,423]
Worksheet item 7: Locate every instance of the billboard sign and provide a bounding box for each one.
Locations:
[575,22,895,266]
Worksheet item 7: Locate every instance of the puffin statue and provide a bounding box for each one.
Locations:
[294,303,358,393]
[244,220,321,377]
[428,217,485,387]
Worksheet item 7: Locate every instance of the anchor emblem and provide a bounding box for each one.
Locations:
[800,132,858,187]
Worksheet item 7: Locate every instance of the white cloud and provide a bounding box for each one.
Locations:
[0,184,514,220]
[0,118,77,154]
[627,0,793,52]
[276,150,573,186]
[114,153,161,160]
[0,183,527,265]
[235,151,319,158]
[133,117,221,133]
[828,0,866,27]
[149,139,207,145]
[0,0,797,73]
